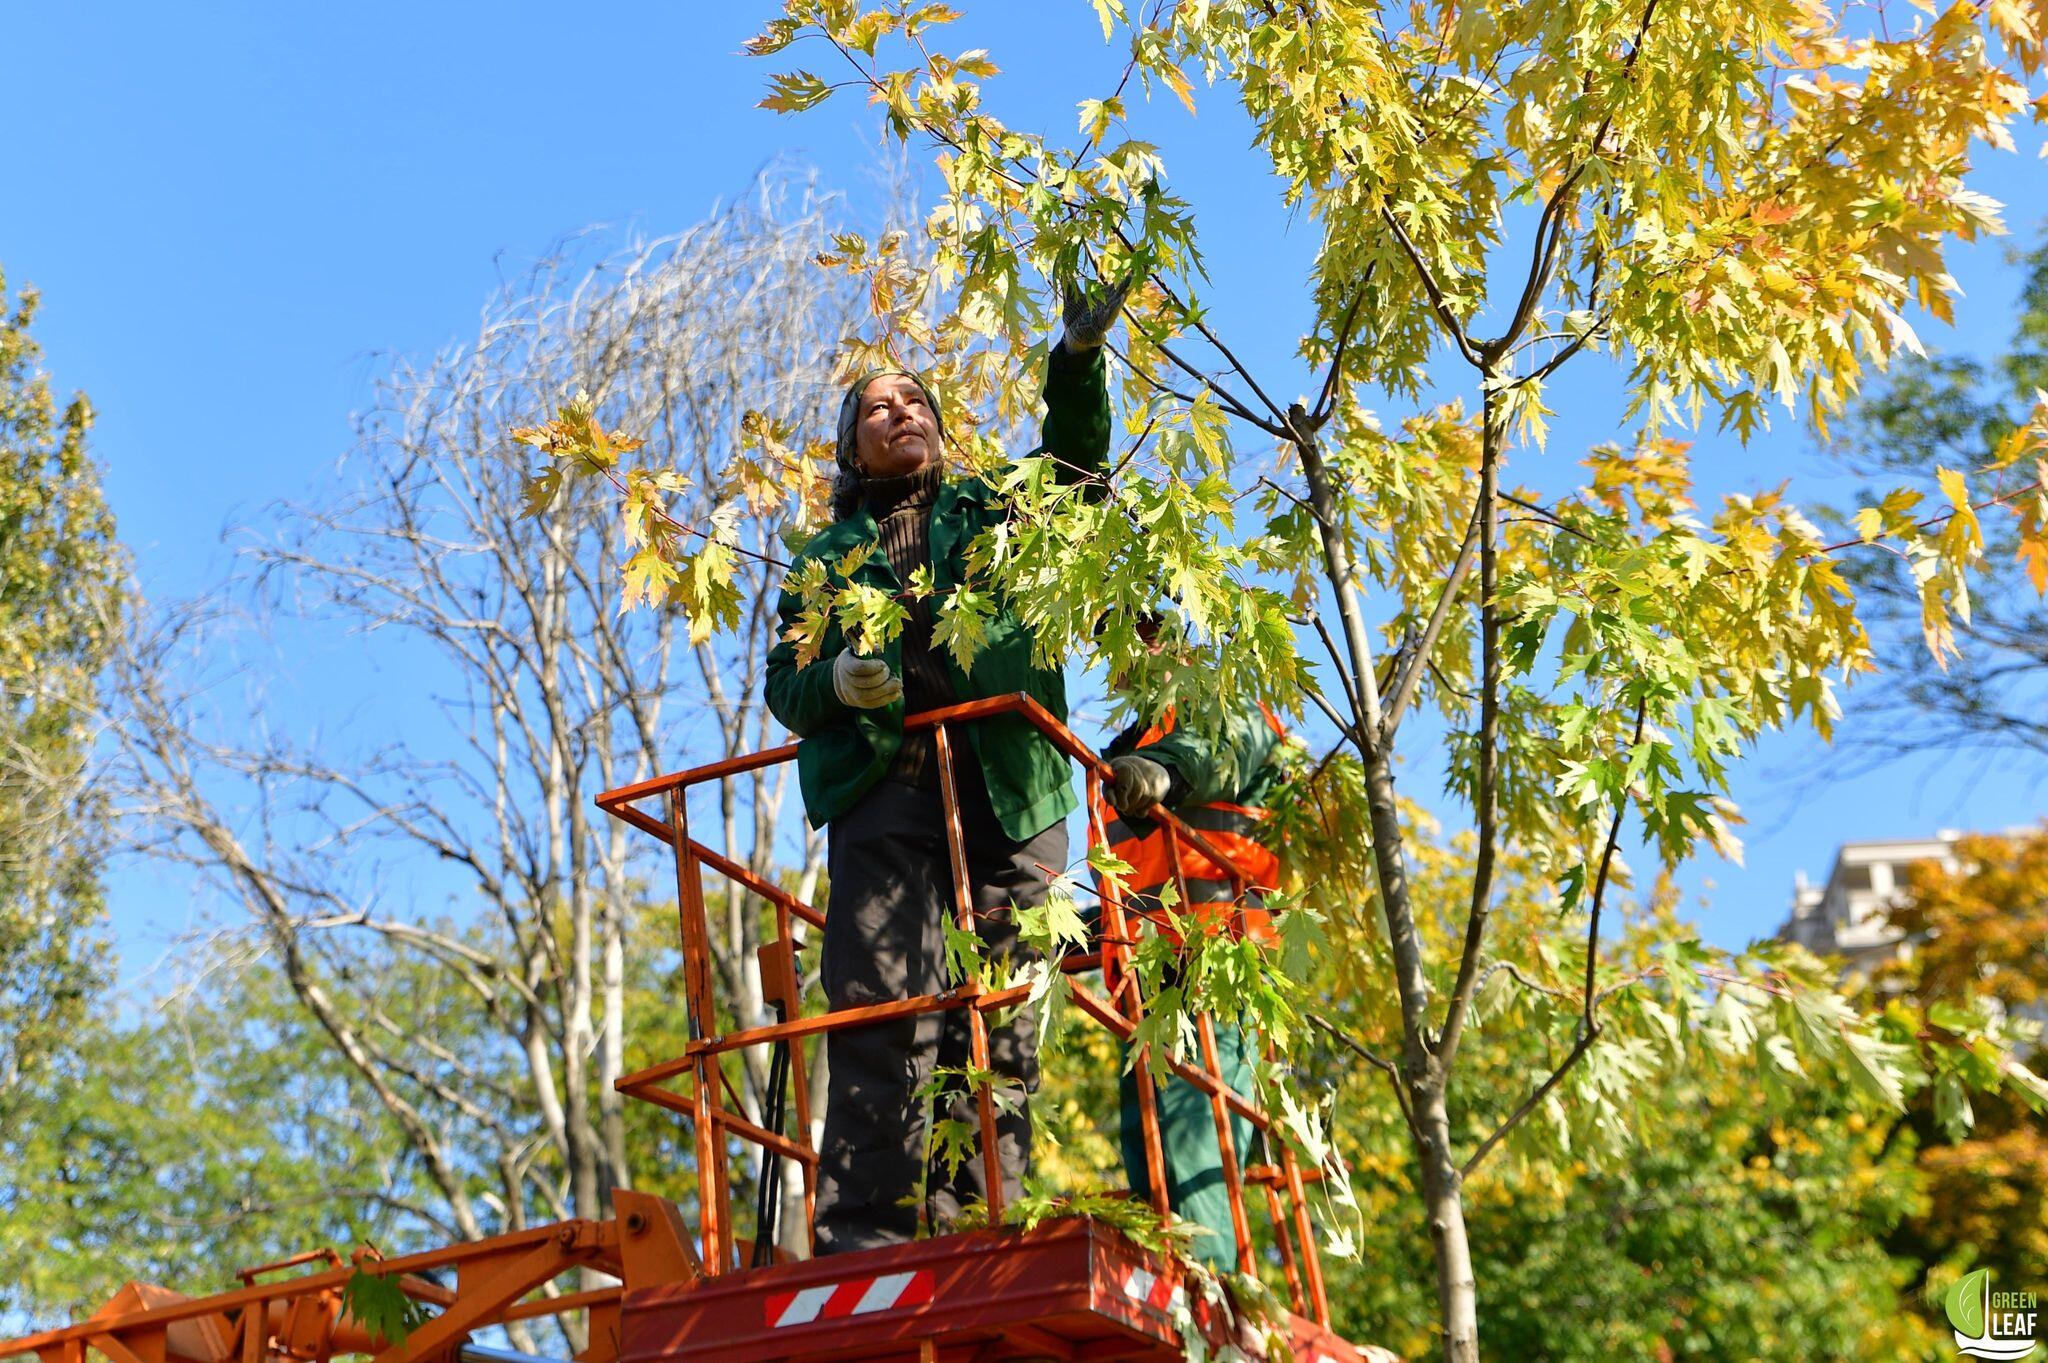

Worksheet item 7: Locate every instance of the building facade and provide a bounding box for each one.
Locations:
[1779,832,1963,979]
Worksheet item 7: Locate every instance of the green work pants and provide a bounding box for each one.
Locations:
[1119,1022,1254,1273]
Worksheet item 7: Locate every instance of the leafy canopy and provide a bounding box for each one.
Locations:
[0,268,121,1124]
[523,0,2048,1321]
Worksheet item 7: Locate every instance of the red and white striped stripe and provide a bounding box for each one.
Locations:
[763,1268,935,1329]
[1120,1266,1187,1315]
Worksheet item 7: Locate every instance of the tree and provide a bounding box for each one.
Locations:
[0,267,121,1125]
[111,172,868,1339]
[1865,827,2048,1301]
[1828,235,2048,770]
[539,5,2048,1358]
[1291,821,1948,1360]
[0,941,422,1321]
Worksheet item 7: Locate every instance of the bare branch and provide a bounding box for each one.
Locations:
[1379,207,1486,370]
[1382,497,1482,741]
[1307,1010,1418,1137]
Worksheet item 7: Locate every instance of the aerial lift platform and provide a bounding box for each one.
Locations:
[0,695,1392,1363]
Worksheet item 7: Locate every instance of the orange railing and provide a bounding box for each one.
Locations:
[0,1215,645,1363]
[596,692,1329,1324]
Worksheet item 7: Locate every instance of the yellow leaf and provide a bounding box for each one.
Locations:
[1078,96,1121,142]
[1936,465,1969,512]
[761,71,831,114]
[834,541,874,581]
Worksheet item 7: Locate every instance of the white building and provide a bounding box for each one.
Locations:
[1779,832,1964,979]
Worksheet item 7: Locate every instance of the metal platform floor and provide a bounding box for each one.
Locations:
[618,1218,1378,1363]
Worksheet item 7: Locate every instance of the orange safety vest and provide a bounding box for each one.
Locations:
[1088,705,1287,945]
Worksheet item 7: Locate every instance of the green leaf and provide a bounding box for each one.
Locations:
[761,71,831,114]
[340,1268,428,1345]
[2005,1057,2048,1113]
[1085,842,1134,882]
[1932,1071,1975,1139]
[1840,1027,1911,1111]
[932,585,993,672]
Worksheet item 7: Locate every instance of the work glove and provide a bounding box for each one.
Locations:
[1106,754,1173,818]
[833,652,902,710]
[1060,272,1139,351]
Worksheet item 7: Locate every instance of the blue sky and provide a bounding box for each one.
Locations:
[6,3,2045,982]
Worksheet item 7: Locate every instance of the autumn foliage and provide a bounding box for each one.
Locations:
[527,2,2048,1358]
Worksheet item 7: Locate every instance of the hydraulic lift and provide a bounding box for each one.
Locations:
[0,694,1393,1363]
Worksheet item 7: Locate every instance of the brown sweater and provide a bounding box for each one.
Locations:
[863,464,957,787]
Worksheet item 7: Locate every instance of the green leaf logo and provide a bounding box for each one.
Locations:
[1946,1267,2039,1360]
[1949,1269,1991,1338]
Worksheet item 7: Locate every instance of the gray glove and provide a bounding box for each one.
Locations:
[1060,273,1138,351]
[833,652,902,710]
[1106,754,1173,818]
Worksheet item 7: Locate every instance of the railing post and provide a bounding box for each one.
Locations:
[1088,769,1171,1219]
[668,789,730,1272]
[1281,1137,1329,1326]
[756,911,816,1257]
[931,722,1006,1224]
[1263,1175,1307,1312]
[775,905,818,1249]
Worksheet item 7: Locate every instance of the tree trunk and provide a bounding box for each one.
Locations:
[1296,418,1490,1360]
[1417,1089,1479,1362]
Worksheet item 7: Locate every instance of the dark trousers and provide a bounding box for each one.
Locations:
[812,776,1067,1255]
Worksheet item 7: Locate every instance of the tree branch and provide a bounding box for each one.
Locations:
[1308,1010,1418,1136]
[1379,206,1486,370]
[1461,698,1645,1176]
[1382,496,1483,741]
[1310,271,1374,427]
[1435,400,1505,1071]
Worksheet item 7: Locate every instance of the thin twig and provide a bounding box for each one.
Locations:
[1309,1010,1417,1134]
[1307,611,1367,738]
[1581,699,1648,1029]
[1498,490,1598,544]
[1310,275,1373,427]
[1460,1029,1595,1177]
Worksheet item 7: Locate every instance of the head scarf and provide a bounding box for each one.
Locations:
[831,368,946,520]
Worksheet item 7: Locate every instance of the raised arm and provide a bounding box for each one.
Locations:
[1031,274,1140,487]
[1034,337,1112,486]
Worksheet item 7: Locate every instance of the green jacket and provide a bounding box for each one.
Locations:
[765,341,1110,842]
